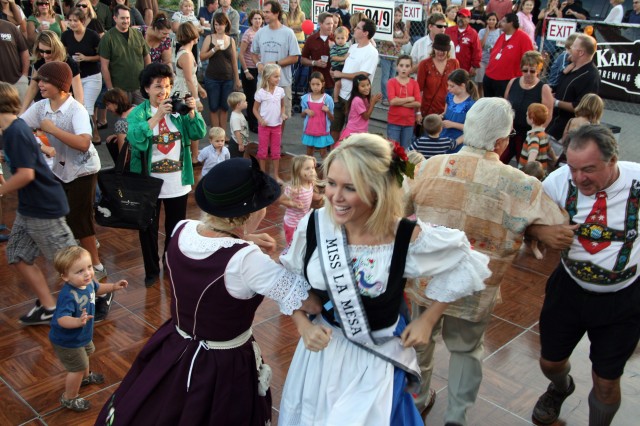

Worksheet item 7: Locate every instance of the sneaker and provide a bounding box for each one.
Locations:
[19,301,55,325]
[60,393,91,412]
[81,371,105,387]
[532,375,576,424]
[94,266,108,282]
[94,292,114,322]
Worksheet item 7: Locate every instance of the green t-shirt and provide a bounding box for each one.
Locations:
[98,27,149,92]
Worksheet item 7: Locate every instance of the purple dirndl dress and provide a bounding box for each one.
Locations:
[95,223,271,426]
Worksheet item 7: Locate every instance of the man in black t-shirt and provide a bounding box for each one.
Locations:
[561,0,590,20]
[547,34,600,140]
[0,82,76,326]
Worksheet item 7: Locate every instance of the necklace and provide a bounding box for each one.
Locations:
[197,224,240,239]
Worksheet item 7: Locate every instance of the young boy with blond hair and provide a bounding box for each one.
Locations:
[50,246,127,412]
[198,127,231,176]
[228,91,255,158]
[410,114,460,159]
[330,26,350,102]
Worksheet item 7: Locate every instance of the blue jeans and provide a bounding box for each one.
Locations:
[203,77,234,112]
[387,124,414,149]
[380,58,396,101]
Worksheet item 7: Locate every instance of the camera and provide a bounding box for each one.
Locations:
[169,92,194,115]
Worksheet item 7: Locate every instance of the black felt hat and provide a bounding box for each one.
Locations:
[195,156,281,218]
[432,33,452,52]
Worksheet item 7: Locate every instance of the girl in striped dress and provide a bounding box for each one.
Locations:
[280,155,321,244]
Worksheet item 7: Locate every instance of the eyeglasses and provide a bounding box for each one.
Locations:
[77,4,88,7]
[432,24,447,29]
[38,48,53,54]
[521,68,537,74]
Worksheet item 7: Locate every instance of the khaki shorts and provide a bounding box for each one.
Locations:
[283,85,292,118]
[331,97,347,133]
[53,341,95,372]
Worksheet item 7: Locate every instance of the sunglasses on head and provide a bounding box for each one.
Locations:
[432,24,447,29]
[38,48,52,54]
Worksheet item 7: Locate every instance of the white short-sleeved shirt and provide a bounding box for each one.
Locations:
[21,96,99,183]
[255,87,285,126]
[543,162,640,292]
[339,42,379,101]
[229,111,250,144]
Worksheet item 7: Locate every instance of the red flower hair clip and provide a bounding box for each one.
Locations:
[389,141,415,187]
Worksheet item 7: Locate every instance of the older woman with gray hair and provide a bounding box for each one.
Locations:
[405,97,567,424]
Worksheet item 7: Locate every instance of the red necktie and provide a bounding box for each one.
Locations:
[157,117,175,154]
[159,116,170,134]
[579,191,610,254]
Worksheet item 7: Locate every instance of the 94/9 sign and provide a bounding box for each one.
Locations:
[352,0,394,41]
[311,0,395,41]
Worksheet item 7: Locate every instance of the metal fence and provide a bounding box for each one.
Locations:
[230,2,640,116]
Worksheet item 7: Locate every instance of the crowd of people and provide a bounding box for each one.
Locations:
[1,0,639,425]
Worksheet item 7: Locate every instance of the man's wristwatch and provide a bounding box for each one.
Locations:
[312,60,316,66]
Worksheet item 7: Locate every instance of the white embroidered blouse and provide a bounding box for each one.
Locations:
[173,220,310,315]
[280,213,490,303]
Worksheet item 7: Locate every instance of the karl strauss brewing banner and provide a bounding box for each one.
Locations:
[590,23,640,104]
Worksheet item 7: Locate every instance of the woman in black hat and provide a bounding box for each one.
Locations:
[417,33,459,117]
[96,156,317,426]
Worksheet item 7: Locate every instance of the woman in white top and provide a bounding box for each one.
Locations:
[604,0,625,23]
[173,21,207,163]
[517,0,537,48]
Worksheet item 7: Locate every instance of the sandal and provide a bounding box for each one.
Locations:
[96,122,108,130]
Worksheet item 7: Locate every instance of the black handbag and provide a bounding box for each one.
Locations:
[94,141,164,231]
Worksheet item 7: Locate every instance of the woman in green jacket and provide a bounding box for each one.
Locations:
[127,62,206,286]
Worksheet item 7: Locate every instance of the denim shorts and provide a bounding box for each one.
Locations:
[204,77,234,112]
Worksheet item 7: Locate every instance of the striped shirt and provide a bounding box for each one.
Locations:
[283,184,314,228]
[518,128,550,173]
[410,135,456,159]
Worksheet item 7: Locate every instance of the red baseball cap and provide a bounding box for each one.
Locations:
[457,8,471,18]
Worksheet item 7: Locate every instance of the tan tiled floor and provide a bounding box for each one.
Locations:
[0,157,638,425]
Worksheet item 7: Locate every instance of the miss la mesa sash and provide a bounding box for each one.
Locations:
[314,209,421,391]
